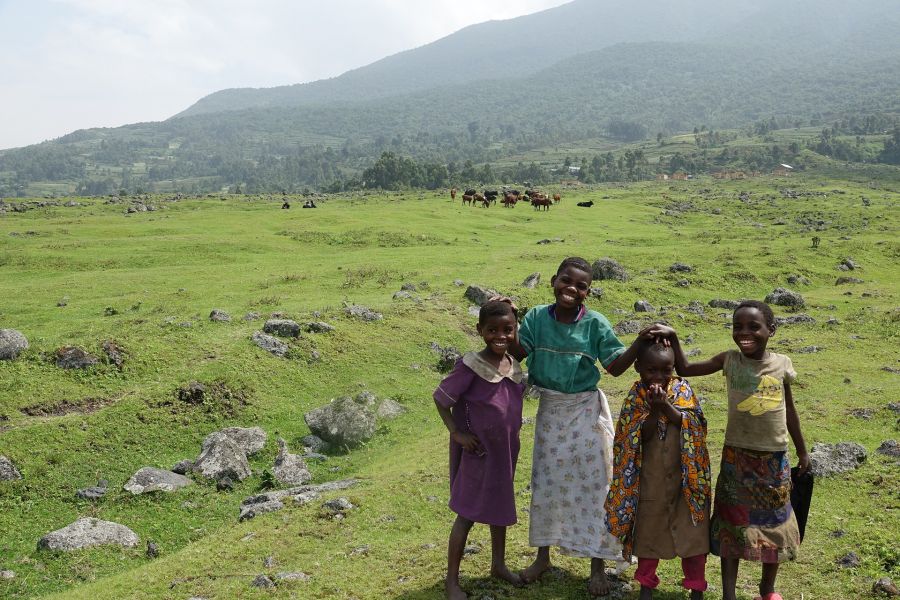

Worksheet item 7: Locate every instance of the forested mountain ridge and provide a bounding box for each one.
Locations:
[1,0,899,195]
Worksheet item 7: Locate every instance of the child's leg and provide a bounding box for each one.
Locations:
[446,516,474,600]
[681,554,707,599]
[759,562,779,598]
[488,525,522,586]
[520,546,551,583]
[721,557,739,600]
[589,558,610,597]
[634,558,660,600]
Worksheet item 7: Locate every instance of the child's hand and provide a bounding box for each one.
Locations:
[796,451,811,476]
[451,431,485,456]
[646,383,669,408]
[488,295,519,313]
[640,323,676,345]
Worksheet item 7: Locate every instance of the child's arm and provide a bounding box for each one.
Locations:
[784,381,810,475]
[645,323,726,376]
[605,325,671,376]
[434,401,483,455]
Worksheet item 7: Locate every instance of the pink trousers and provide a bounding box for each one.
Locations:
[634,554,708,591]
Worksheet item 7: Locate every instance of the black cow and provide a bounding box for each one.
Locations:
[576,200,594,207]
[464,188,477,196]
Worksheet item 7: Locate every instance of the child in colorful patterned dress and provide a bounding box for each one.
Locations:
[649,300,810,600]
[507,256,653,597]
[605,341,711,600]
[434,300,526,600]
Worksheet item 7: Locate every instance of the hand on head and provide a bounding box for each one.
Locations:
[487,295,518,313]
[639,323,676,346]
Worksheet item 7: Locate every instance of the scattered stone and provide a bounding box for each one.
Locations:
[55,347,99,369]
[300,434,328,453]
[273,439,311,485]
[634,300,654,313]
[463,544,481,556]
[613,320,643,335]
[75,479,108,500]
[0,329,29,360]
[239,499,285,521]
[376,398,408,420]
[0,456,23,481]
[765,287,805,308]
[797,346,822,354]
[323,497,354,515]
[810,442,867,476]
[837,552,860,568]
[171,459,195,475]
[591,258,629,282]
[243,312,261,321]
[0,570,14,580]
[400,282,417,292]
[873,577,900,596]
[393,290,414,300]
[264,319,301,338]
[876,440,900,458]
[453,279,465,287]
[836,277,864,285]
[686,348,702,357]
[775,314,816,325]
[345,304,382,321]
[884,367,900,375]
[101,340,126,369]
[309,350,321,362]
[216,476,235,492]
[829,529,845,538]
[146,541,159,558]
[306,321,334,333]
[38,518,139,551]
[522,273,541,289]
[589,287,603,298]
[431,342,462,373]
[177,381,207,404]
[669,262,692,273]
[464,285,500,307]
[251,331,288,357]
[124,467,192,494]
[263,555,277,568]
[252,574,275,588]
[827,317,840,325]
[350,545,370,557]
[305,396,377,448]
[193,433,251,481]
[708,299,740,309]
[839,257,858,271]
[888,403,900,413]
[786,274,810,286]
[211,427,267,456]
[209,309,231,322]
[239,479,360,520]
[847,408,875,420]
[275,572,311,582]
[676,279,690,287]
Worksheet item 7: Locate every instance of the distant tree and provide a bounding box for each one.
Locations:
[878,126,900,165]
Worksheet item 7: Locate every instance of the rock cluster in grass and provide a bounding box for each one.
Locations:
[55,346,99,369]
[124,467,192,495]
[810,442,867,476]
[614,320,643,335]
[209,309,231,322]
[101,340,126,369]
[634,300,654,313]
[709,299,740,309]
[76,480,109,500]
[765,287,805,308]
[251,331,289,356]
[0,456,22,481]
[304,394,377,448]
[190,427,266,482]
[775,314,816,325]
[876,440,900,459]
[263,319,300,338]
[345,304,383,321]
[38,518,139,551]
[0,329,28,360]
[305,321,334,333]
[431,342,462,373]
[239,478,360,521]
[591,258,629,282]
[464,285,499,306]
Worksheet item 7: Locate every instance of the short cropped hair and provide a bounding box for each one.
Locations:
[556,256,592,276]
[735,300,775,329]
[479,300,518,324]
[636,340,674,364]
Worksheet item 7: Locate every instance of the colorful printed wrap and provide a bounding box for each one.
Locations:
[604,378,711,558]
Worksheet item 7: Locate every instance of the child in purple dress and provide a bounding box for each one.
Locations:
[434,301,526,600]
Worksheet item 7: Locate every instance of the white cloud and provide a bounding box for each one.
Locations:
[0,0,569,149]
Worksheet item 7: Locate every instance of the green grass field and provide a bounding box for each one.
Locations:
[1,176,898,599]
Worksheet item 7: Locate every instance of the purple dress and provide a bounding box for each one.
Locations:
[434,352,525,526]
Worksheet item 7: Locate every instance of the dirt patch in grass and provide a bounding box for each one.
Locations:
[159,380,252,418]
[19,397,111,417]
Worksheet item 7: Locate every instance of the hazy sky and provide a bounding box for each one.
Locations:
[0,0,571,150]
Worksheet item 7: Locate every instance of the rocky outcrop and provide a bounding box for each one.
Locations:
[38,518,139,551]
[123,467,192,494]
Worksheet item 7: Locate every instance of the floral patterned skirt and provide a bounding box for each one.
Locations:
[710,445,799,563]
[528,387,623,560]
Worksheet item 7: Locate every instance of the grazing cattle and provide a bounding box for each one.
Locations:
[302,200,317,208]
[553,193,561,204]
[464,189,477,197]
[450,187,457,200]
[474,193,490,207]
[812,236,820,248]
[532,197,551,211]
[281,201,290,209]
[484,190,499,204]
[502,193,518,208]
[576,200,594,207]
[462,194,474,206]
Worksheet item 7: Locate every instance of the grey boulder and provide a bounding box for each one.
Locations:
[263,319,301,338]
[0,456,22,481]
[273,439,311,485]
[252,331,288,356]
[521,273,541,289]
[0,329,28,360]
[38,518,139,551]
[209,426,267,456]
[765,287,805,308]
[376,398,408,420]
[124,467,192,494]
[55,347,99,369]
[591,258,628,282]
[304,396,376,448]
[464,285,499,307]
[194,433,251,481]
[810,442,867,477]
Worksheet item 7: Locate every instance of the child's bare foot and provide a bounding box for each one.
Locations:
[588,568,610,597]
[490,565,524,587]
[519,556,551,583]
[445,579,467,600]
[639,585,654,600]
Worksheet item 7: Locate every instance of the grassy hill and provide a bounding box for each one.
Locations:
[1,175,898,598]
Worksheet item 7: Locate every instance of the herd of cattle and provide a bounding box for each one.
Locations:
[450,187,562,210]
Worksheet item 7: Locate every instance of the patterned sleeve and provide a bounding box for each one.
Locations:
[433,360,475,408]
[517,307,537,355]
[783,355,797,384]
[595,313,626,369]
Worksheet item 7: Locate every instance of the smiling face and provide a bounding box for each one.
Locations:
[477,313,518,358]
[732,306,775,359]
[635,347,675,387]
[550,265,591,310]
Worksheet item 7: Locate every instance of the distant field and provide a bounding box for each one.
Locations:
[0,177,898,599]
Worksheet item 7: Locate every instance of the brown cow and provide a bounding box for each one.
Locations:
[532,197,551,211]
[502,193,518,208]
[450,187,457,200]
[474,192,490,207]
[462,194,474,206]
[553,193,561,204]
